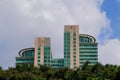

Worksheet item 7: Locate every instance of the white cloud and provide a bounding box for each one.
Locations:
[0,0,111,68]
[7,0,110,37]
[99,39,120,65]
[117,0,120,2]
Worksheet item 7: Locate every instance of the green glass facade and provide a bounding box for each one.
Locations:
[64,25,80,69]
[64,32,79,68]
[16,25,98,69]
[64,32,70,67]
[37,46,51,66]
[43,46,51,66]
[34,37,52,67]
[63,25,98,69]
[51,59,64,68]
[79,34,98,66]
[37,46,40,65]
[16,48,34,66]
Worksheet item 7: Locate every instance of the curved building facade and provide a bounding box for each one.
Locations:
[79,34,98,67]
[16,48,34,66]
[16,25,98,69]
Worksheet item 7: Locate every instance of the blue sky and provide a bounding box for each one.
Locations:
[99,0,120,64]
[0,0,120,69]
[102,0,120,39]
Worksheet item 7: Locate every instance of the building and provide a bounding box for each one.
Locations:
[51,59,64,68]
[34,37,52,67]
[16,48,34,66]
[64,25,80,69]
[79,34,98,67]
[16,25,98,69]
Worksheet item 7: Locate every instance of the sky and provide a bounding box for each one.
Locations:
[0,0,120,69]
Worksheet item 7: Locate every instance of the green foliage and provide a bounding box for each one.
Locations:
[0,63,120,80]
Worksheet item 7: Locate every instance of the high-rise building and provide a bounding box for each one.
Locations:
[16,25,98,69]
[64,25,98,69]
[64,25,79,69]
[34,37,52,67]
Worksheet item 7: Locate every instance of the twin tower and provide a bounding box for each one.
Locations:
[16,25,98,69]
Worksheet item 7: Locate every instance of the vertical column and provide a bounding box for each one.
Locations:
[40,38,44,65]
[70,26,74,69]
[76,26,80,68]
[34,38,38,67]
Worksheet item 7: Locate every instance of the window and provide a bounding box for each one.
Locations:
[38,47,40,50]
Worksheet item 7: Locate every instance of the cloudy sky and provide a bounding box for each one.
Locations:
[0,0,120,69]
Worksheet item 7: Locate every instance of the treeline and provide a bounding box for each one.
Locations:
[0,62,120,80]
